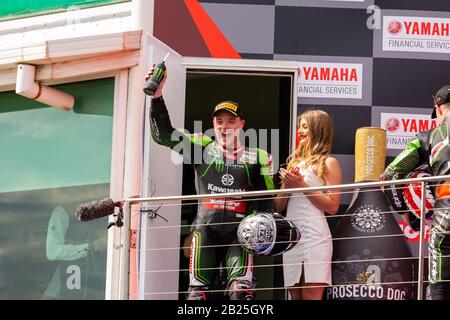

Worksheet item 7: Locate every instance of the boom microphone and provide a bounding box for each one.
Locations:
[76,198,122,222]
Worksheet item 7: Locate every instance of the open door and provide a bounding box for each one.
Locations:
[138,36,186,300]
[139,35,298,300]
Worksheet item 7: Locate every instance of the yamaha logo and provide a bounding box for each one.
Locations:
[351,204,386,233]
[221,174,234,186]
[388,21,402,34]
[385,117,400,132]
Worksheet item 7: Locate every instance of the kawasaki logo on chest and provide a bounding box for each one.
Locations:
[207,184,245,193]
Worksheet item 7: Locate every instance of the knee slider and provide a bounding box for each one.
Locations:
[228,280,255,300]
[187,286,210,300]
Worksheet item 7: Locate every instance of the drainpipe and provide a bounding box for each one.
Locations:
[16,64,74,111]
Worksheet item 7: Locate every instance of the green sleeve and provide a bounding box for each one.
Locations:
[257,148,275,190]
[149,97,212,159]
[383,138,423,180]
[253,149,275,213]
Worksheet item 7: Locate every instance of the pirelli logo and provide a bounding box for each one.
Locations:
[215,103,238,113]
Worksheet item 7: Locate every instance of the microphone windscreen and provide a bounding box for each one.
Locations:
[76,198,116,222]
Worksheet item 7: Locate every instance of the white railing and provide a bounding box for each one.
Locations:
[117,174,450,300]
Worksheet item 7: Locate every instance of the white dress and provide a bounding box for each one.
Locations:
[283,164,333,286]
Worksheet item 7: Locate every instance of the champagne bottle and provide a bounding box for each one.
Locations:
[143,53,170,96]
[326,128,415,300]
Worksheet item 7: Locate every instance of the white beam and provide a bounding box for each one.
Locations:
[47,31,141,58]
[0,50,139,92]
[53,50,140,79]
[0,31,142,69]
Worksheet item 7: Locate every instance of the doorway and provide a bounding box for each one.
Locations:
[179,70,294,300]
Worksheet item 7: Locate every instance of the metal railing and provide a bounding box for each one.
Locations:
[117,174,450,300]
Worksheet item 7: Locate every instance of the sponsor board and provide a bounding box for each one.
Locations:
[326,285,407,300]
[380,112,437,150]
[297,62,363,99]
[383,16,450,54]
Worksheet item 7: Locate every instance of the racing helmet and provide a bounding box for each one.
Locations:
[237,212,300,256]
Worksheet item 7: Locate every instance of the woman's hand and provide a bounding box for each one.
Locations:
[279,167,306,189]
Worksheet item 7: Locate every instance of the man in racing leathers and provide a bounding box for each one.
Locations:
[146,69,275,300]
[382,85,450,300]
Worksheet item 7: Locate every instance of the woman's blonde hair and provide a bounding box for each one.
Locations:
[286,109,334,180]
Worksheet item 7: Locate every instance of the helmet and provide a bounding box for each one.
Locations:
[237,212,300,256]
[403,164,435,221]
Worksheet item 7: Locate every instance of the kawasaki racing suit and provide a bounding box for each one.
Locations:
[383,116,450,300]
[149,96,275,300]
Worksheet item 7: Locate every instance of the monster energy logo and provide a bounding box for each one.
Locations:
[154,67,165,81]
